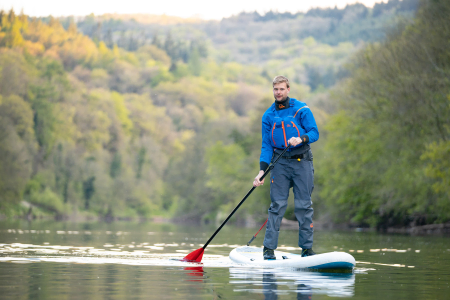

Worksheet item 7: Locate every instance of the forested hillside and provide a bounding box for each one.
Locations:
[68,0,419,92]
[1,0,448,229]
[317,0,450,229]
[0,9,275,221]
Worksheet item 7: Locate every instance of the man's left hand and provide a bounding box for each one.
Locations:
[288,137,303,147]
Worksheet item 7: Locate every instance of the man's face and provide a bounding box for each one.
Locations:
[273,82,290,102]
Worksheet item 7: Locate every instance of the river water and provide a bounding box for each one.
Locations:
[0,220,449,299]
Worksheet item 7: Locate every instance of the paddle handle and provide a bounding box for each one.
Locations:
[247,218,268,246]
[202,145,290,249]
[247,236,256,246]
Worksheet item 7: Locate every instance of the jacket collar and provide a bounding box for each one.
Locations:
[272,97,293,112]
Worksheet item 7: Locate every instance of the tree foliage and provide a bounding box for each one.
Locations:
[0,0,447,230]
[0,9,270,221]
[317,0,450,228]
[67,0,417,94]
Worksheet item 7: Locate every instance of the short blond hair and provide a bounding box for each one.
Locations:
[272,75,290,88]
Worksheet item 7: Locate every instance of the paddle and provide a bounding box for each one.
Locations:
[182,145,291,262]
[246,218,268,246]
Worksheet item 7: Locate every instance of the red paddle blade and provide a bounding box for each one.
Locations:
[181,248,204,262]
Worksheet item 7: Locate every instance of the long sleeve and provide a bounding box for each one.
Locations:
[259,113,274,168]
[299,108,319,144]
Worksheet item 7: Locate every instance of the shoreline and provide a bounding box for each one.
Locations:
[2,214,450,236]
[280,218,450,236]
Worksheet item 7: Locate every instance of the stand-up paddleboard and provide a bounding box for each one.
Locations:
[229,246,355,270]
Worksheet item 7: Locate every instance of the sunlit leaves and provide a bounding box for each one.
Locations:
[111,92,133,135]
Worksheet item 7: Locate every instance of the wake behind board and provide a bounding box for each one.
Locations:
[229,246,355,270]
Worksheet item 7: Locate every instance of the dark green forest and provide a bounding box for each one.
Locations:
[0,0,448,229]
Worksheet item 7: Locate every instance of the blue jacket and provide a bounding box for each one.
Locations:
[260,98,319,166]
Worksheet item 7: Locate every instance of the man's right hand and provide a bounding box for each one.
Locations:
[253,170,265,187]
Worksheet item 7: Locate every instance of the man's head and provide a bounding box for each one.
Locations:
[272,75,290,102]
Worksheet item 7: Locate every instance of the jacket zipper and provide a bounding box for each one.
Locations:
[272,123,276,146]
[291,121,300,137]
[281,121,287,147]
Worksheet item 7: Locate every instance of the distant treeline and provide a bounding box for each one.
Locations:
[51,0,419,93]
[222,0,419,22]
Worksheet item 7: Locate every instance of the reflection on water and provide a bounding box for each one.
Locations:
[230,268,354,298]
[0,242,235,268]
[0,241,356,299]
[1,221,450,299]
[262,272,312,300]
[184,266,204,278]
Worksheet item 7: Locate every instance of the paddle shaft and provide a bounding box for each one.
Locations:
[247,218,268,246]
[202,145,291,249]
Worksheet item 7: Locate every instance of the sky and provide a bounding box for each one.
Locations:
[2,0,386,20]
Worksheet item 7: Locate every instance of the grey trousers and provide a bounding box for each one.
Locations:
[263,150,314,250]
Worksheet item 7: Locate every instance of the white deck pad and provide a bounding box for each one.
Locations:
[229,246,355,269]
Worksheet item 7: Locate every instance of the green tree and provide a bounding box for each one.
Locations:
[318,0,450,228]
[0,95,35,215]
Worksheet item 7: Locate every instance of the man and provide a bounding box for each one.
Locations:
[253,75,319,260]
